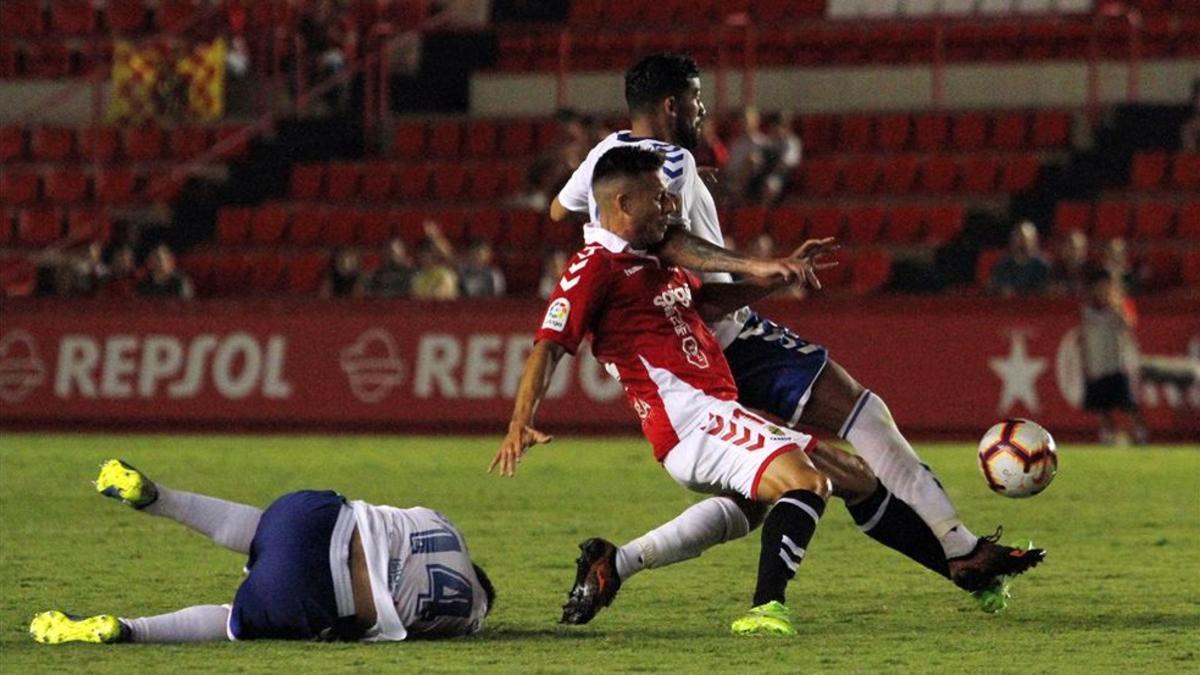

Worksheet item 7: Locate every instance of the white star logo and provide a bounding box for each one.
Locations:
[989,331,1047,414]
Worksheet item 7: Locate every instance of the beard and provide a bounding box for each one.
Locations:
[673,114,701,151]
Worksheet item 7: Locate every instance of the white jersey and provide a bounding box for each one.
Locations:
[351,501,488,641]
[1080,305,1138,380]
[556,130,750,348]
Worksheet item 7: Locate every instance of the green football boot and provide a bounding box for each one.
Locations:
[730,601,796,637]
[95,459,158,509]
[30,611,128,645]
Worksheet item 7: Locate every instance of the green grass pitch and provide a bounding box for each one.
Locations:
[1,434,1197,673]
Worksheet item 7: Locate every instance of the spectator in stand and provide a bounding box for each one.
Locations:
[102,245,139,298]
[367,238,415,298]
[321,247,364,298]
[1049,229,1092,298]
[724,107,768,204]
[522,109,591,210]
[758,111,802,206]
[66,242,108,296]
[989,221,1051,297]
[296,0,355,112]
[411,239,459,300]
[137,244,194,299]
[693,117,729,173]
[457,239,506,298]
[1080,267,1147,445]
[1101,237,1142,295]
[537,250,568,300]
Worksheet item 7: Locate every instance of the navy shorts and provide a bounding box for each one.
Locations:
[229,490,357,641]
[1084,373,1137,412]
[723,312,829,427]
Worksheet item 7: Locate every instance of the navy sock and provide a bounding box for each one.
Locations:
[846,482,950,578]
[753,489,826,607]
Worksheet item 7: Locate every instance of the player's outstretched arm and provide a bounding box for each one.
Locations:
[657,227,834,286]
[490,339,564,477]
[550,197,589,224]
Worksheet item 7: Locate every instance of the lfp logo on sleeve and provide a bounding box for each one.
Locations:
[542,299,571,332]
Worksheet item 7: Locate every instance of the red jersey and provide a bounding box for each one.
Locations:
[534,225,738,460]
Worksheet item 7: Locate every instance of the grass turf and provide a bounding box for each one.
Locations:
[1,434,1197,673]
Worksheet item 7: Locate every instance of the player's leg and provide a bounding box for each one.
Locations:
[31,606,233,645]
[96,459,262,554]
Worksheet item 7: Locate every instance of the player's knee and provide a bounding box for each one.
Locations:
[835,453,877,504]
[776,465,831,501]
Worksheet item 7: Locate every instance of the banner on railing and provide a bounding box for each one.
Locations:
[1,299,1197,439]
[111,38,225,123]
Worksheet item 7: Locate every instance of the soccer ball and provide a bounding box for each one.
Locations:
[977,419,1058,498]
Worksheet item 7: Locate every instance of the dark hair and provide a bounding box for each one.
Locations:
[591,146,665,189]
[473,564,496,616]
[624,53,701,114]
[1085,265,1113,286]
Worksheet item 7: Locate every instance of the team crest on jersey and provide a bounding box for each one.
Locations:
[542,298,571,332]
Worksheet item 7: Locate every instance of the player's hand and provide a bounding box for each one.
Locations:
[788,237,840,290]
[488,423,553,477]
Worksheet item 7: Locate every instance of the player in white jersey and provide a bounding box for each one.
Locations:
[551,54,1045,623]
[30,460,493,645]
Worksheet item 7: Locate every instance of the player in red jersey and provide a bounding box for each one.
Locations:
[548,54,1045,621]
[492,147,841,636]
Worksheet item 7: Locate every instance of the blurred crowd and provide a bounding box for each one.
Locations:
[989,221,1144,300]
[32,242,195,299]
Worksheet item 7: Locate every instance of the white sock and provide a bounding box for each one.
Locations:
[143,487,263,554]
[122,605,231,643]
[615,496,750,581]
[841,391,977,558]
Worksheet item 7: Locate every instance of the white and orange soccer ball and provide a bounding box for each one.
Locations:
[977,419,1058,498]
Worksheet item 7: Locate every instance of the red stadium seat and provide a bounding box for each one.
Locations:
[961,156,999,193]
[2,0,45,36]
[976,248,1005,287]
[951,113,989,151]
[732,206,768,239]
[1001,154,1040,193]
[468,207,505,242]
[290,164,323,200]
[393,207,427,246]
[500,251,542,296]
[1171,153,1200,190]
[78,126,118,161]
[914,113,950,151]
[31,127,74,161]
[799,115,837,154]
[247,252,287,292]
[359,162,394,202]
[841,156,882,195]
[1032,111,1071,148]
[885,205,925,243]
[66,207,111,243]
[851,249,892,295]
[919,155,959,193]
[393,120,426,159]
[799,157,839,197]
[1054,201,1091,235]
[322,207,361,246]
[1,169,40,205]
[1182,249,1200,287]
[1133,201,1174,240]
[214,125,249,159]
[1130,151,1168,190]
[24,43,72,77]
[534,118,559,152]
[52,0,97,34]
[927,204,966,244]
[106,0,148,33]
[1139,247,1181,290]
[429,207,467,244]
[286,254,326,293]
[428,120,462,158]
[844,205,886,243]
[880,154,920,194]
[876,114,911,152]
[505,210,541,244]
[767,207,804,246]
[806,207,843,240]
[1093,201,1131,240]
[499,119,535,156]
[395,164,432,201]
[169,126,210,159]
[250,205,288,244]
[44,166,89,203]
[18,209,61,246]
[470,162,505,199]
[216,207,252,244]
[464,120,498,158]
[990,112,1029,150]
[839,115,874,152]
[288,208,323,245]
[359,209,393,245]
[1178,203,1200,241]
[95,167,137,203]
[155,0,196,32]
[123,126,164,161]
[0,125,24,162]
[324,163,361,201]
[431,163,469,200]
